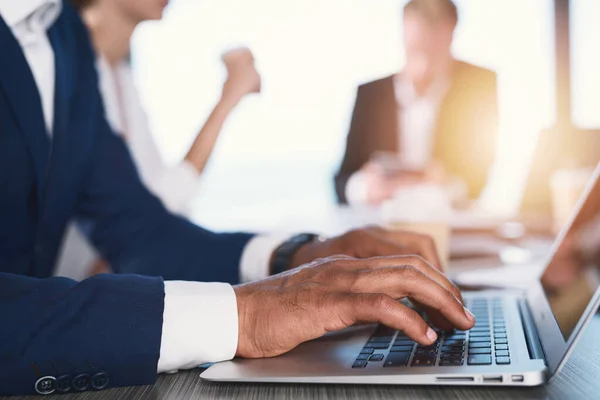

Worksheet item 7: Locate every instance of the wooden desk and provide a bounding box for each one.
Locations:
[7,315,600,400]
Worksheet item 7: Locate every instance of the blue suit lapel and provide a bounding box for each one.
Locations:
[48,24,69,150]
[0,15,51,209]
[42,21,77,227]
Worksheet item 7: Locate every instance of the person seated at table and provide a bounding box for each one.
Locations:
[55,0,261,279]
[73,0,261,215]
[0,1,475,396]
[335,0,498,206]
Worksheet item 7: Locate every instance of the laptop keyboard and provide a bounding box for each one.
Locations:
[352,297,511,369]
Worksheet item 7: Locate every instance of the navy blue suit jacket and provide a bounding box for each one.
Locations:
[0,3,253,396]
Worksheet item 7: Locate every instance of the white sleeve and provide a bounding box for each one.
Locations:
[147,160,203,216]
[158,281,238,373]
[239,234,292,282]
[104,61,202,217]
[345,170,370,206]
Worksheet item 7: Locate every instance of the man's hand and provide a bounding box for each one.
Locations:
[292,226,442,272]
[362,162,419,205]
[361,161,446,206]
[234,255,475,358]
[221,47,261,105]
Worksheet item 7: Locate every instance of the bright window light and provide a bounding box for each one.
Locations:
[132,0,555,229]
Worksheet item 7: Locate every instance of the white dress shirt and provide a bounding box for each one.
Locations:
[345,74,449,205]
[0,0,287,373]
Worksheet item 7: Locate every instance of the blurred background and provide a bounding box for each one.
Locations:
[129,0,598,231]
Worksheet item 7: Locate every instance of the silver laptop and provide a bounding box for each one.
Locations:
[202,163,600,387]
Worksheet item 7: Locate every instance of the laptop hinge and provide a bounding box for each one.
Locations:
[518,298,545,361]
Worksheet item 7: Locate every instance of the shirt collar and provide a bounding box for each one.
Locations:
[0,0,61,30]
[394,72,451,107]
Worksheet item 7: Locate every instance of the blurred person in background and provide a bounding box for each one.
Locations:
[73,0,261,214]
[335,0,498,206]
[57,0,261,279]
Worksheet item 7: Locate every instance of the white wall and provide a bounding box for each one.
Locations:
[571,0,600,129]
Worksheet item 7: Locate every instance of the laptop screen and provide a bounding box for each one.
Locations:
[541,172,600,340]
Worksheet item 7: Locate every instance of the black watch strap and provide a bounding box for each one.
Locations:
[270,233,320,275]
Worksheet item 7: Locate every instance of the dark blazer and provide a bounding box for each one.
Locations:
[0,3,252,396]
[335,60,499,203]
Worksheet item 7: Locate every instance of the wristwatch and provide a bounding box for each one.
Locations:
[270,233,321,275]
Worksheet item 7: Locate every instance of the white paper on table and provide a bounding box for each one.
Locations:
[452,263,545,290]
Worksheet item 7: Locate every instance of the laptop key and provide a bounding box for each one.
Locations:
[441,350,463,357]
[369,336,394,342]
[416,346,438,355]
[391,345,414,352]
[440,353,463,361]
[352,360,368,368]
[471,326,491,331]
[495,344,509,350]
[369,354,385,362]
[394,339,416,346]
[495,339,508,344]
[496,357,511,365]
[469,342,491,348]
[411,354,436,367]
[384,352,411,367]
[441,345,464,352]
[360,348,375,355]
[442,340,466,347]
[469,348,492,355]
[356,354,369,360]
[446,342,465,348]
[441,353,464,360]
[469,337,491,343]
[495,350,510,357]
[440,359,464,366]
[367,342,391,349]
[470,331,491,337]
[467,355,493,365]
[443,339,465,346]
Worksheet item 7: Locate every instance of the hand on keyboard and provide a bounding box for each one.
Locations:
[353,298,511,369]
[234,254,476,359]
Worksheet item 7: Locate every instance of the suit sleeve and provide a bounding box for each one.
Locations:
[335,85,371,204]
[67,7,253,284]
[0,272,164,396]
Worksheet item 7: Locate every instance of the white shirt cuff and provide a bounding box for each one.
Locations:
[157,281,238,373]
[239,233,292,282]
[345,171,369,206]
